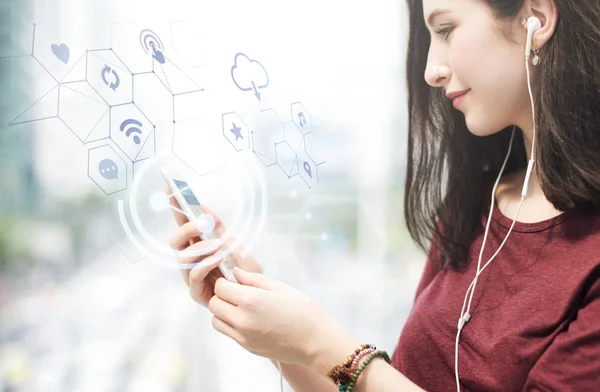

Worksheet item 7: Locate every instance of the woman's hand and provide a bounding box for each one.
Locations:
[166,189,263,307]
[208,268,360,371]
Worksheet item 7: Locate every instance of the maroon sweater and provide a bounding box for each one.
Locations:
[391,195,600,391]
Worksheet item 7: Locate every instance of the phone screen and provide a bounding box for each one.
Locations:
[173,179,201,206]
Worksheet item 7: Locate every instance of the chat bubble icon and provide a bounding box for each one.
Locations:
[99,158,119,180]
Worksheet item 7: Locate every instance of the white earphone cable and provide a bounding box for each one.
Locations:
[277,360,284,391]
[454,126,517,391]
[454,19,538,392]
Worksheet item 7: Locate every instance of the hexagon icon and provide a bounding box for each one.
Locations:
[110,104,155,162]
[59,81,110,143]
[291,102,312,135]
[110,22,154,74]
[250,108,285,167]
[297,138,323,189]
[31,24,87,82]
[86,49,133,107]
[222,112,250,151]
[275,140,299,178]
[173,117,227,177]
[88,144,128,196]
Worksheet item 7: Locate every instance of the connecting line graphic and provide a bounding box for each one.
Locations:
[165,56,203,90]
[4,20,326,195]
[159,63,173,92]
[153,55,205,124]
[6,24,60,126]
[59,51,86,83]
[61,84,107,106]
[88,49,130,75]
[9,84,59,125]
[84,108,110,142]
[133,126,155,161]
[2,25,159,165]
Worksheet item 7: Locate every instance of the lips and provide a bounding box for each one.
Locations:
[447,89,470,108]
[446,89,470,100]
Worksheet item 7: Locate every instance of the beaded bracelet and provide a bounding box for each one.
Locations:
[327,344,375,385]
[337,350,391,392]
[345,350,391,392]
[350,348,375,369]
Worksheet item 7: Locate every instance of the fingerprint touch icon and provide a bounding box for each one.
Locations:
[139,29,165,64]
[119,119,143,144]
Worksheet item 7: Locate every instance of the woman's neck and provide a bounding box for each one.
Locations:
[495,169,563,223]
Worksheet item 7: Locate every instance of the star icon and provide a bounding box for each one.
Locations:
[230,122,243,141]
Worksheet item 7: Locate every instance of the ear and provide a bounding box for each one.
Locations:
[527,0,559,48]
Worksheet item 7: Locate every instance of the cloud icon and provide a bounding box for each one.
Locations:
[230,53,269,101]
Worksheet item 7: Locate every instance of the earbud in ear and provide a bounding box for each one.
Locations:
[526,16,542,33]
[525,16,541,57]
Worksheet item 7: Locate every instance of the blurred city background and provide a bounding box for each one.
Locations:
[0,0,427,390]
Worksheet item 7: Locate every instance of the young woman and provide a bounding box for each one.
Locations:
[167,0,600,390]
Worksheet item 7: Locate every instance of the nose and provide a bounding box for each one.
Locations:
[424,65,451,88]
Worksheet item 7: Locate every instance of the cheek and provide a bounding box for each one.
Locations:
[449,38,479,76]
[450,31,528,135]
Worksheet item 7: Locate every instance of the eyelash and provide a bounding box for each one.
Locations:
[435,26,454,41]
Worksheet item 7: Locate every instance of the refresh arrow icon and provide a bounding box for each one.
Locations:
[101,65,120,91]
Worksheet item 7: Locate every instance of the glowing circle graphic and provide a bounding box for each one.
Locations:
[117,154,268,269]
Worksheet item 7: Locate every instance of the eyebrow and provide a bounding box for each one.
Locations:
[427,9,451,27]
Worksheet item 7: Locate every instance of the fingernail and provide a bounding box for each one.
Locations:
[233,267,245,274]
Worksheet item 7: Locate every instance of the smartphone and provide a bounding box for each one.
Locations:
[161,166,238,283]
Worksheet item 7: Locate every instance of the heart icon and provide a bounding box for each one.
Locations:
[51,43,70,64]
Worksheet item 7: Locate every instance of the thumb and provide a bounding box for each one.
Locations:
[233,267,285,291]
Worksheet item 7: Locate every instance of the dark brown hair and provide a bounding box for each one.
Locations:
[404,0,600,270]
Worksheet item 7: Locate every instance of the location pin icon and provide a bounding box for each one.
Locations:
[303,161,312,178]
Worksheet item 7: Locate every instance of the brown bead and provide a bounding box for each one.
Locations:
[327,366,353,385]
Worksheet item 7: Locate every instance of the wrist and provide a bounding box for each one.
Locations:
[350,355,388,392]
[306,329,360,376]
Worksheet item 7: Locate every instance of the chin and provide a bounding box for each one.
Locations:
[464,115,503,137]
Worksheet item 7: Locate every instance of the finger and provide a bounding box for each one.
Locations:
[232,268,286,292]
[211,314,243,344]
[195,206,255,267]
[170,220,214,251]
[208,294,240,327]
[213,275,261,306]
[196,207,250,266]
[177,239,222,264]
[185,253,223,288]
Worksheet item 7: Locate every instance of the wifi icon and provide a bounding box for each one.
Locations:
[120,118,143,145]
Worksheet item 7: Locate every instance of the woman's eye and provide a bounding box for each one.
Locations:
[435,26,454,41]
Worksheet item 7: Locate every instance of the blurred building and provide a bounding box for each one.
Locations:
[0,0,37,215]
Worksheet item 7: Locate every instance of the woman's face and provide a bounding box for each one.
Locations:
[422,0,531,136]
